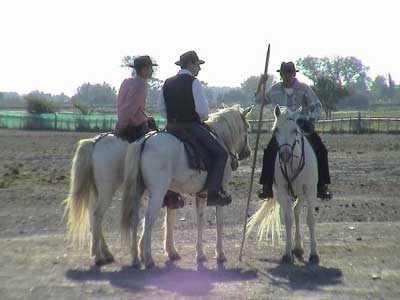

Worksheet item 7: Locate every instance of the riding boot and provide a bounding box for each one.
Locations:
[257,183,273,199]
[317,184,332,200]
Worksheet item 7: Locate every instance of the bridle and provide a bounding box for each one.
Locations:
[275,120,306,199]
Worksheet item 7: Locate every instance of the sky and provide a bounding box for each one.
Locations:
[1,0,399,96]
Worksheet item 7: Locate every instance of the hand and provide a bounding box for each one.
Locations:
[297,118,315,134]
[147,116,158,131]
[259,74,268,85]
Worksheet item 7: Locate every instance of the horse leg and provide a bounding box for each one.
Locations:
[293,197,304,260]
[90,186,115,266]
[215,205,227,263]
[195,196,207,263]
[281,196,294,264]
[139,188,165,268]
[307,194,320,264]
[129,183,144,268]
[164,208,181,261]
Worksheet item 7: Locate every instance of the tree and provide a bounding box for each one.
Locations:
[312,76,348,118]
[240,74,276,103]
[216,88,245,105]
[370,75,389,101]
[296,56,369,88]
[297,56,370,108]
[71,82,117,106]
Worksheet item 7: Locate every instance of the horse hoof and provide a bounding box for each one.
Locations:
[293,248,304,260]
[216,253,227,263]
[131,258,141,269]
[281,254,294,264]
[95,256,114,266]
[196,253,207,263]
[168,252,181,261]
[146,261,155,269]
[309,254,320,264]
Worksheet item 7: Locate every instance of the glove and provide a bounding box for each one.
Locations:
[147,116,158,131]
[297,118,315,135]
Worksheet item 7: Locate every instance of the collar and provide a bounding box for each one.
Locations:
[178,69,195,76]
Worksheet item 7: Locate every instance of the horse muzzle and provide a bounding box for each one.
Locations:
[279,148,292,164]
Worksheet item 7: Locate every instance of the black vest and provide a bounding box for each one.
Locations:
[163,74,201,123]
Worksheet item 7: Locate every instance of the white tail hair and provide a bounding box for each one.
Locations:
[246,197,282,246]
[120,138,146,244]
[64,139,97,246]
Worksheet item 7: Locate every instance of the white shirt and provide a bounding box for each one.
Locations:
[158,69,209,121]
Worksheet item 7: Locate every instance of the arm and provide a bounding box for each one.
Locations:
[305,85,322,121]
[192,79,209,121]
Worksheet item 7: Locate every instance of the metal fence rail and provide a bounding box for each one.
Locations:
[248,117,400,134]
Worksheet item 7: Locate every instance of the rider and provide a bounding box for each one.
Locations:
[158,50,231,206]
[115,55,157,142]
[255,61,332,200]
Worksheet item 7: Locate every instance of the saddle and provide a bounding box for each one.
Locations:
[165,124,212,172]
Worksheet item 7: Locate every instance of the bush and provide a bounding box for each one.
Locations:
[72,101,95,115]
[25,93,58,114]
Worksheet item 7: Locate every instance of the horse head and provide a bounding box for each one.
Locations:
[273,105,302,164]
[207,104,253,162]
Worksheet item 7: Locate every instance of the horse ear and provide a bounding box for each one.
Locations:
[274,105,281,118]
[221,103,229,109]
[242,105,254,117]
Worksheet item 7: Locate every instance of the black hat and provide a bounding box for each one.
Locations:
[277,61,298,74]
[175,51,205,66]
[128,55,158,69]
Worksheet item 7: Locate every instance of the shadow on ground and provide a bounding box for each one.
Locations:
[65,261,258,296]
[249,256,343,291]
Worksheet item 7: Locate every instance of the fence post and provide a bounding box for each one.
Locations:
[357,112,361,134]
[54,113,57,130]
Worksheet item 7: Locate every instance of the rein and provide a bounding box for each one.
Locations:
[278,133,305,199]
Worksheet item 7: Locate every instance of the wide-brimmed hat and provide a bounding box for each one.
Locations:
[277,61,299,74]
[175,51,205,66]
[128,55,158,68]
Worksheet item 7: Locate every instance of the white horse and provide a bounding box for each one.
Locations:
[120,105,253,268]
[247,105,320,264]
[65,131,130,265]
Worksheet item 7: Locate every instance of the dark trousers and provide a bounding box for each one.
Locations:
[259,132,331,188]
[190,123,228,193]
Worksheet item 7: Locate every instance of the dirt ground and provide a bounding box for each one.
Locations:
[1,129,400,300]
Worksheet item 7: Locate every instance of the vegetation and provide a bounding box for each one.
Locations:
[24,93,58,114]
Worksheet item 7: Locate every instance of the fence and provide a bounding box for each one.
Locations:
[0,111,166,132]
[248,116,400,134]
[1,111,399,134]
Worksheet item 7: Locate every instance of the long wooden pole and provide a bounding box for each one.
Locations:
[238,44,270,261]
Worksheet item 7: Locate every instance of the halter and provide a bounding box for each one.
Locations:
[277,125,306,200]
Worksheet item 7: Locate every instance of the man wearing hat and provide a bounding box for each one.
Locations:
[115,55,157,142]
[255,61,332,200]
[158,50,231,206]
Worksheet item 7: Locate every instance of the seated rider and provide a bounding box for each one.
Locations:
[255,61,332,200]
[159,51,231,206]
[115,55,157,142]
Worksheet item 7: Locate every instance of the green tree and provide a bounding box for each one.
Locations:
[240,74,275,103]
[312,77,348,118]
[71,82,117,106]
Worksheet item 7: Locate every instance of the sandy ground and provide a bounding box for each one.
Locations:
[1,129,400,299]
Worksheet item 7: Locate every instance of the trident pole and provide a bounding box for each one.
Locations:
[238,44,270,261]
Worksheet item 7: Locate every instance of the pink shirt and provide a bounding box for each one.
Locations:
[116,76,148,129]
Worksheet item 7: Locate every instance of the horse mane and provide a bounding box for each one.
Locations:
[206,105,246,153]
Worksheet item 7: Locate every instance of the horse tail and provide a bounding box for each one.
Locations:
[121,138,145,244]
[246,196,282,246]
[64,138,97,246]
